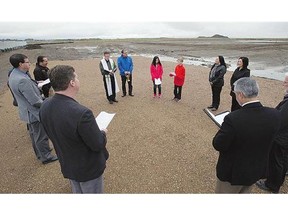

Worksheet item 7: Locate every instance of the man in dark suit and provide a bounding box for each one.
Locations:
[256,73,288,193]
[213,77,281,193]
[39,65,109,193]
[33,56,51,98]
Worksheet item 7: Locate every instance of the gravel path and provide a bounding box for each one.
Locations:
[0,55,287,193]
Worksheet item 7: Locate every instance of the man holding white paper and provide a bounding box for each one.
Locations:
[150,56,163,98]
[33,56,51,98]
[40,65,109,193]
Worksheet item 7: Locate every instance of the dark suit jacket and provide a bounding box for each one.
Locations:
[230,67,250,94]
[213,102,281,186]
[40,94,109,182]
[274,94,288,147]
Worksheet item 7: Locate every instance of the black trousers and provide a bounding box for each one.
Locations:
[121,74,133,95]
[153,81,161,95]
[174,85,182,99]
[103,75,116,101]
[42,83,51,98]
[211,85,222,109]
[265,142,288,192]
[231,92,242,111]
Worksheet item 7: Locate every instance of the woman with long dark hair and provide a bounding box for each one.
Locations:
[150,56,163,98]
[230,57,250,111]
[208,56,227,111]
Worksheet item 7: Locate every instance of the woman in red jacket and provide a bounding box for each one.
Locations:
[150,56,163,98]
[171,57,185,102]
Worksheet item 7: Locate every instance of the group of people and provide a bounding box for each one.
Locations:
[99,50,186,104]
[208,56,250,111]
[8,53,108,193]
[6,50,288,194]
[99,49,134,104]
[207,55,288,193]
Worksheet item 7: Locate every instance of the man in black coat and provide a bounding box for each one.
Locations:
[256,73,288,193]
[213,77,281,193]
[39,65,109,193]
[33,56,51,98]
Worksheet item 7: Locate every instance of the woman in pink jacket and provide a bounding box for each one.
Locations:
[150,56,163,98]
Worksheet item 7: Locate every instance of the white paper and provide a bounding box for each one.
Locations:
[37,78,50,88]
[95,111,116,130]
[154,78,162,85]
[203,108,230,127]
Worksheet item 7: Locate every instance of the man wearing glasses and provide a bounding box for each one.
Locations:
[8,54,58,164]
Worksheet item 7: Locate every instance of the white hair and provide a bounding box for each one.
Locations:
[234,77,259,98]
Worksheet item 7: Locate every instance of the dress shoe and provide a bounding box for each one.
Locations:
[121,94,126,97]
[112,99,118,103]
[129,94,134,97]
[207,105,214,109]
[42,155,58,165]
[211,107,218,111]
[255,179,279,193]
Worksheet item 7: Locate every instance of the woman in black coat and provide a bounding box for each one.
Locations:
[230,57,250,111]
[208,56,227,111]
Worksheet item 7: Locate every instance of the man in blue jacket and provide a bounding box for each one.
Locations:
[117,49,134,97]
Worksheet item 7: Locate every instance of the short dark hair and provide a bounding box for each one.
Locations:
[37,56,47,64]
[49,65,75,91]
[9,54,28,68]
[104,51,110,55]
[239,57,249,69]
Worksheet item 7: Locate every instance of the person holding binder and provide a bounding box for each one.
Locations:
[213,77,281,193]
[150,56,163,98]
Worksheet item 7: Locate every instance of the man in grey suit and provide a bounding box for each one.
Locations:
[8,54,58,164]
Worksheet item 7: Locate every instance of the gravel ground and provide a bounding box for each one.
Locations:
[0,53,287,193]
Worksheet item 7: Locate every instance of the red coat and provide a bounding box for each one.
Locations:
[150,64,163,81]
[174,64,185,86]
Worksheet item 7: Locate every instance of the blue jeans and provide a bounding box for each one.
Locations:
[70,175,104,193]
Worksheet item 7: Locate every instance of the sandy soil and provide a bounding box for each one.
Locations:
[0,50,287,193]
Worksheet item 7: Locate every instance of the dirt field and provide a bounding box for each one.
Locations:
[0,49,287,193]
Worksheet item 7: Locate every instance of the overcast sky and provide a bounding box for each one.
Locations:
[1,22,288,40]
[1,0,288,40]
